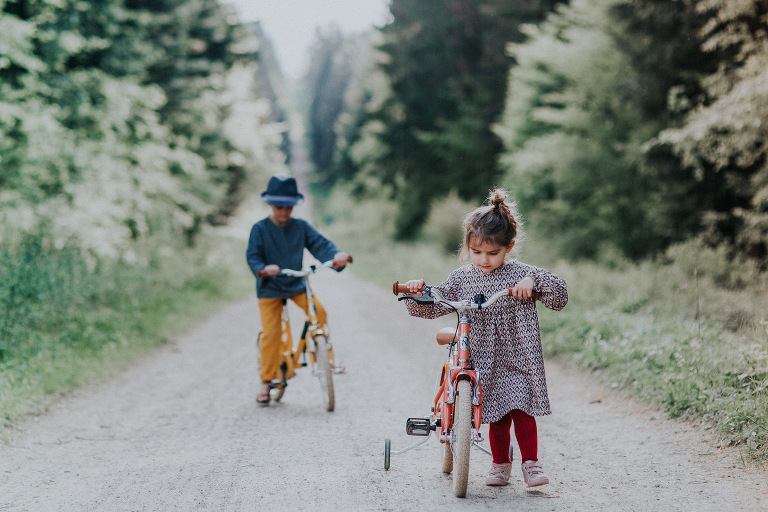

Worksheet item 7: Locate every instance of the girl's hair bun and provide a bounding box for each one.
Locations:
[489,188,511,217]
[489,189,507,208]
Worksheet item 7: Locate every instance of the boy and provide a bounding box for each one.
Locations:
[246,175,349,405]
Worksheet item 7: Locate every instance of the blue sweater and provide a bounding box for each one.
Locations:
[246,217,341,298]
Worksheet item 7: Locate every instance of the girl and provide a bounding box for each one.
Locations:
[402,188,567,488]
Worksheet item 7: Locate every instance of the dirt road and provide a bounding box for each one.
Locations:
[0,267,766,511]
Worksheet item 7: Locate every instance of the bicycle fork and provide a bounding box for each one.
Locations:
[301,279,340,372]
[439,374,483,441]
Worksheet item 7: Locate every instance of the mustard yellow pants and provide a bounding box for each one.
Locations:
[258,294,328,382]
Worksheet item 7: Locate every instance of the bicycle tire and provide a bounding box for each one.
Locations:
[440,439,453,474]
[452,379,472,498]
[384,438,391,470]
[313,334,335,411]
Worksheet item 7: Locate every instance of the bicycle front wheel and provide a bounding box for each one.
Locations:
[452,379,472,498]
[313,334,335,411]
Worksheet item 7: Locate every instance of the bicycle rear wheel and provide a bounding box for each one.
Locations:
[452,379,472,498]
[313,334,335,411]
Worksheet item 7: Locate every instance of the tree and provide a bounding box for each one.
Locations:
[497,0,662,260]
[304,25,367,190]
[0,0,271,253]
[368,0,557,239]
[249,21,291,162]
[124,0,259,230]
[653,0,768,261]
[0,0,184,252]
[610,0,723,247]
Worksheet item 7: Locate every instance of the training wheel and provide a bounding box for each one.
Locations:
[384,438,391,470]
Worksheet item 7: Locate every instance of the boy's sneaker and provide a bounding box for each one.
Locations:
[485,462,512,486]
[521,460,549,487]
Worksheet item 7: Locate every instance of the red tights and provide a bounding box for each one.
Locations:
[488,409,538,464]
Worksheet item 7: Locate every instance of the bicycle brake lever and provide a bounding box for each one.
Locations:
[398,295,436,305]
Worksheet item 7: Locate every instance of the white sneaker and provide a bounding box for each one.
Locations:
[521,460,549,487]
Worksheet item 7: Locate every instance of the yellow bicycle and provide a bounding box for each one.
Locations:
[256,258,351,411]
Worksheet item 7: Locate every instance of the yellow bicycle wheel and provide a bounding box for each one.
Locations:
[313,334,335,411]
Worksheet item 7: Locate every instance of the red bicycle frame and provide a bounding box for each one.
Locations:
[434,313,482,442]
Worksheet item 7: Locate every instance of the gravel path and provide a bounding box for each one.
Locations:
[1,269,766,511]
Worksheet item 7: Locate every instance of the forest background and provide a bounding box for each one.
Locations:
[1,0,766,464]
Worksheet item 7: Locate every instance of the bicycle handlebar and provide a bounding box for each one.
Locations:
[256,256,353,278]
[393,280,538,310]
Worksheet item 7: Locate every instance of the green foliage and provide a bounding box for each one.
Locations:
[312,183,459,287]
[0,0,274,254]
[312,0,768,265]
[484,0,766,263]
[0,232,93,363]
[336,0,558,239]
[304,26,369,190]
[652,0,768,261]
[122,0,261,227]
[538,240,768,461]
[0,228,249,430]
[334,59,389,186]
[248,21,290,160]
[0,0,285,428]
[545,293,768,461]
[422,190,474,255]
[497,0,665,260]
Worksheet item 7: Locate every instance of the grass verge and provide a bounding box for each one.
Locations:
[0,230,251,438]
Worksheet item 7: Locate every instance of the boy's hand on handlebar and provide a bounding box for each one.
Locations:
[262,264,281,276]
[510,276,535,299]
[332,252,352,269]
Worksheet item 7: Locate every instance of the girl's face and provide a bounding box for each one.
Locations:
[469,238,514,274]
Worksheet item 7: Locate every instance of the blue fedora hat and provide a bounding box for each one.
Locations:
[261,175,305,206]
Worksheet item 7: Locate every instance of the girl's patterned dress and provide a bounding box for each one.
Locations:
[404,261,568,424]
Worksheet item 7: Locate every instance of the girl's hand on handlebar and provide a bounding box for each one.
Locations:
[404,279,426,294]
[510,276,535,299]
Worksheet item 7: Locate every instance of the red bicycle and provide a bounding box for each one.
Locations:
[385,281,529,497]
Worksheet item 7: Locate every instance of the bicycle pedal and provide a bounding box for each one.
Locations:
[405,417,432,436]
